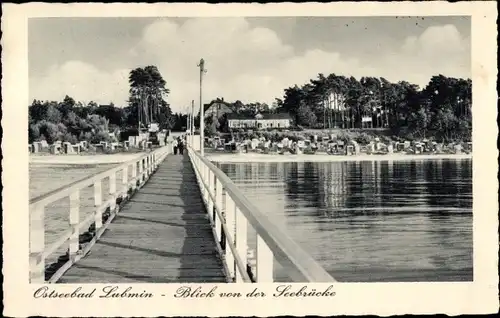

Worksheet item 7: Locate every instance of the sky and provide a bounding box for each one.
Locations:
[29,16,471,113]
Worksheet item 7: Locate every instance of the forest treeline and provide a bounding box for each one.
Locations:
[274,74,472,141]
[28,66,472,144]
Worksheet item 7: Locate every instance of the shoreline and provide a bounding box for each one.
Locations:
[29,153,144,165]
[206,152,473,163]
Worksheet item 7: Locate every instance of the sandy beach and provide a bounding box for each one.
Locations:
[29,153,145,165]
[207,152,473,163]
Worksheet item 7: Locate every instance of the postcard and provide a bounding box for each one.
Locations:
[2,2,498,316]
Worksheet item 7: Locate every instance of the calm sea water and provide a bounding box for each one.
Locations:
[218,159,473,282]
[30,163,121,263]
[30,159,473,282]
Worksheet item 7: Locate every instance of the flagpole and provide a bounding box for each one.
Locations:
[191,99,194,135]
[187,107,191,135]
[198,59,207,156]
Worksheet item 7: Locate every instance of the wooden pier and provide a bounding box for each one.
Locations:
[58,154,227,283]
[30,140,336,284]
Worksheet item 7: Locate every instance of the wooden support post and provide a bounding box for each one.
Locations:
[69,190,80,259]
[200,164,206,201]
[94,180,103,230]
[207,170,214,220]
[197,158,202,186]
[214,179,223,243]
[256,235,274,282]
[29,204,45,283]
[235,207,248,282]
[204,165,209,202]
[247,249,257,279]
[122,165,128,198]
[132,162,137,190]
[139,159,144,183]
[225,195,236,281]
[148,155,152,175]
[109,173,116,212]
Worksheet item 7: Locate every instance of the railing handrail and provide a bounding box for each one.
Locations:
[29,147,169,209]
[188,150,252,283]
[188,145,336,282]
[29,145,170,283]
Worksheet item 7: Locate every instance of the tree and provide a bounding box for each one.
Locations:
[56,95,76,119]
[205,115,217,136]
[296,102,317,127]
[273,71,470,141]
[128,65,173,129]
[46,104,62,123]
[218,113,229,133]
[406,107,430,139]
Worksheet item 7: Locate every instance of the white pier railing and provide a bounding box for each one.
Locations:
[187,144,336,283]
[29,146,170,283]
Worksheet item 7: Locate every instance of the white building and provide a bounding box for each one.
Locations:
[227,113,293,129]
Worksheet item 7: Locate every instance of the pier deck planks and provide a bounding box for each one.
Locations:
[58,153,227,283]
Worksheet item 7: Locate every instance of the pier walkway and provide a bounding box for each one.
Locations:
[29,140,336,284]
[58,154,227,283]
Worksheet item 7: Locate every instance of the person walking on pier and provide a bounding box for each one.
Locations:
[173,138,178,155]
[178,136,185,155]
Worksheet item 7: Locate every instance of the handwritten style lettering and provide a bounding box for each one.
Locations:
[34,286,96,298]
[274,285,336,297]
[174,286,217,298]
[246,288,266,297]
[99,286,153,298]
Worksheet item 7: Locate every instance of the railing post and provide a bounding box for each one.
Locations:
[69,190,80,259]
[109,173,116,212]
[200,163,205,200]
[256,235,274,282]
[214,179,223,244]
[132,162,137,190]
[148,155,153,175]
[122,165,128,199]
[30,204,45,283]
[235,207,248,282]
[224,195,236,281]
[248,249,257,279]
[94,180,103,231]
[203,164,209,201]
[207,170,214,220]
[196,157,201,182]
[139,159,144,183]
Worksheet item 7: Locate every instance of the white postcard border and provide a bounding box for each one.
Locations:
[2,2,498,316]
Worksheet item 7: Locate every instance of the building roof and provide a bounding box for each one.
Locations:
[203,99,232,112]
[227,112,292,120]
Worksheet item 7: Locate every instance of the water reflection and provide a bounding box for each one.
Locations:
[219,159,472,282]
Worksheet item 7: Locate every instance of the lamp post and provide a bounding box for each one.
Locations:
[186,106,191,135]
[191,99,195,135]
[198,58,207,155]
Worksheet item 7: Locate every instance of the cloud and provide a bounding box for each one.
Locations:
[30,19,470,112]
[30,61,130,105]
[398,24,470,86]
[129,17,378,112]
